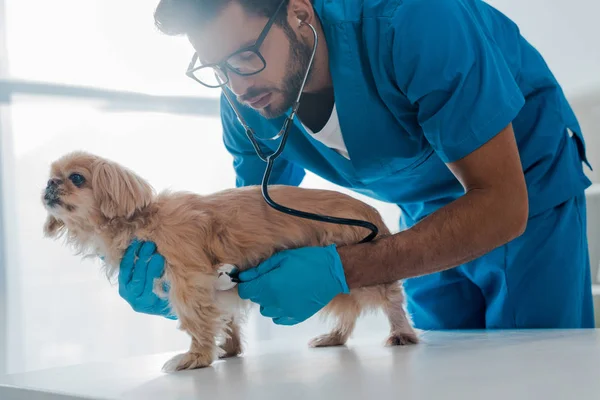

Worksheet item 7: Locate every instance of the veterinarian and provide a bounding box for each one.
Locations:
[117,0,595,330]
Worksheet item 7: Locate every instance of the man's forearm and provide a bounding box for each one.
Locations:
[338,187,528,289]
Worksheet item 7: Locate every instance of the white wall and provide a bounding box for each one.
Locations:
[486,0,600,95]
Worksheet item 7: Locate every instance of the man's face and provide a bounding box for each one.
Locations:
[188,2,312,119]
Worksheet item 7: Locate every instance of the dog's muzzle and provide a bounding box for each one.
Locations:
[44,179,62,207]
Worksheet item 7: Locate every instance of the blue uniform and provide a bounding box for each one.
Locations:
[220,0,595,329]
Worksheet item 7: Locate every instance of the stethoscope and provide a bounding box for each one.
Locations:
[220,22,378,244]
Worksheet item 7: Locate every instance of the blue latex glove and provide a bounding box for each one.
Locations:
[117,239,177,320]
[237,244,349,325]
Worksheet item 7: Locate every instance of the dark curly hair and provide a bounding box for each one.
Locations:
[154,0,289,36]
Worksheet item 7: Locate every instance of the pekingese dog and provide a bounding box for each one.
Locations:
[41,151,418,372]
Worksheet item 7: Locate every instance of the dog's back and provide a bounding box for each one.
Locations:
[145,185,390,272]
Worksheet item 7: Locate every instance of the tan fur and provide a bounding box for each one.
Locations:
[42,151,418,372]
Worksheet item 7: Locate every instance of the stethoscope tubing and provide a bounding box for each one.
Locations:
[222,22,379,244]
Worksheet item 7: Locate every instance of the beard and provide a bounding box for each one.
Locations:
[264,35,312,118]
[242,27,313,119]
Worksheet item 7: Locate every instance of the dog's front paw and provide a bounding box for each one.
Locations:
[218,336,242,359]
[385,331,419,346]
[219,341,242,359]
[162,351,213,372]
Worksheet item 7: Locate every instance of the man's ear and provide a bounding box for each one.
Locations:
[44,215,65,238]
[289,0,314,27]
[91,160,154,219]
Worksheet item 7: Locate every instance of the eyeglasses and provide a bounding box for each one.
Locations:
[185,0,287,88]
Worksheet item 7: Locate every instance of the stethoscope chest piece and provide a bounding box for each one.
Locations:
[215,264,239,291]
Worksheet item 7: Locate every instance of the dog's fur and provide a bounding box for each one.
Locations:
[42,151,418,371]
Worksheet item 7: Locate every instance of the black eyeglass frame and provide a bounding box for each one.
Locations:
[185,0,287,88]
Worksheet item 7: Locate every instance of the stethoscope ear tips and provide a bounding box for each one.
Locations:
[297,14,310,27]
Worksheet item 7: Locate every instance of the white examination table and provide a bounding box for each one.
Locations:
[1,329,600,400]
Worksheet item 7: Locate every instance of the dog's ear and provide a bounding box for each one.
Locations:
[44,215,65,238]
[91,160,154,219]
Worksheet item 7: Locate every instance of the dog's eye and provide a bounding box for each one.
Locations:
[69,173,86,187]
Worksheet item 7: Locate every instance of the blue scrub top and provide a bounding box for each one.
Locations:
[220,0,592,229]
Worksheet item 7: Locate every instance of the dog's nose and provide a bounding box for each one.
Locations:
[47,178,62,188]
